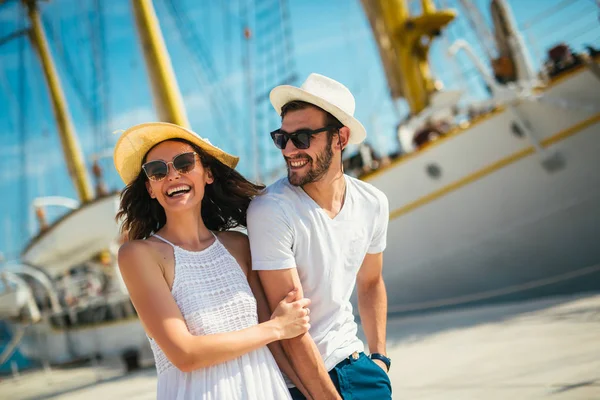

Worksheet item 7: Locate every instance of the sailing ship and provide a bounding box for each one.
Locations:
[357,0,600,313]
[0,0,298,371]
[0,0,598,371]
[0,0,178,369]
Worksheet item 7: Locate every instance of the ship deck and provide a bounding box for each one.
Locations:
[1,293,599,399]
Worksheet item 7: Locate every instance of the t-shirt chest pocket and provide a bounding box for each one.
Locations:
[343,225,370,272]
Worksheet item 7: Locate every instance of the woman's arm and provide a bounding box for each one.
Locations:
[118,241,309,373]
[248,269,312,399]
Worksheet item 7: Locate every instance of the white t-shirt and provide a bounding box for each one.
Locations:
[247,174,389,372]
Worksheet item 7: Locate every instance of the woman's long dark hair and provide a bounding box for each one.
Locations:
[116,139,264,241]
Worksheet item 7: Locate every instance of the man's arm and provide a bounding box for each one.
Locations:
[247,269,311,398]
[247,196,341,399]
[217,231,310,397]
[356,252,388,371]
[259,269,341,400]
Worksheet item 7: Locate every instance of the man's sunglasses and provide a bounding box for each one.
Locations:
[142,151,198,182]
[270,125,338,150]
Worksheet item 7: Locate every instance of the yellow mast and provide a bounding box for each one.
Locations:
[361,0,455,115]
[24,0,93,203]
[131,0,189,127]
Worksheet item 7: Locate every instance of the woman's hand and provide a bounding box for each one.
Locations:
[271,289,311,340]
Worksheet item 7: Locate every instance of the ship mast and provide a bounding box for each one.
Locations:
[23,0,93,203]
[361,0,455,115]
[130,0,189,127]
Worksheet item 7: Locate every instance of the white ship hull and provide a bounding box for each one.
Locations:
[16,317,147,365]
[9,192,149,365]
[362,66,600,313]
[21,193,121,278]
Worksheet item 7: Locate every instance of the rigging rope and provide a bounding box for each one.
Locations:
[0,61,18,134]
[220,0,234,77]
[96,0,111,187]
[532,5,598,40]
[43,14,91,119]
[18,5,28,250]
[567,20,600,43]
[521,0,582,30]
[165,0,237,108]
[89,0,110,152]
[279,0,297,82]
[161,0,241,156]
[240,0,259,180]
[87,0,111,192]
[457,0,497,60]
[89,0,100,155]
[442,2,481,100]
[251,0,298,181]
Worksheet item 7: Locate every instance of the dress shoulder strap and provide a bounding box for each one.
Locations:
[152,234,176,248]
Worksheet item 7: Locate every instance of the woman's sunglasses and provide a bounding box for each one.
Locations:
[142,152,198,182]
[270,125,337,150]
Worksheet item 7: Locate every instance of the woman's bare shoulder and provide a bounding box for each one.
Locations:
[118,238,165,269]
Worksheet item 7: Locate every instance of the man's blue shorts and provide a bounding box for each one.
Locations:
[289,352,392,399]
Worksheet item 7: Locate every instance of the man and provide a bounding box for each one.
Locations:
[247,73,391,399]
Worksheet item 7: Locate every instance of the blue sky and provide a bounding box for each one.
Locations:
[0,0,598,261]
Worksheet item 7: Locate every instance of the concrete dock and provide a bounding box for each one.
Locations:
[1,293,599,399]
[380,294,600,399]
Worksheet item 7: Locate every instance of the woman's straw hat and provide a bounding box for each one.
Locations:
[113,122,239,185]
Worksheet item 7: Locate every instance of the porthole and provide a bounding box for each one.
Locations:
[426,163,442,179]
[511,122,524,138]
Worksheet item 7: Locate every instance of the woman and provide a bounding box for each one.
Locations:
[113,122,310,399]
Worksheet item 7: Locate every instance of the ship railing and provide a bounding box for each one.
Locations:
[346,37,599,179]
[0,325,27,369]
[4,263,62,315]
[446,39,560,168]
[519,0,600,81]
[47,297,138,331]
[31,196,80,231]
[0,271,40,323]
[347,0,600,179]
[31,196,80,210]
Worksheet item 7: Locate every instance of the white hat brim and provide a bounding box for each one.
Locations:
[270,86,367,145]
[113,122,239,185]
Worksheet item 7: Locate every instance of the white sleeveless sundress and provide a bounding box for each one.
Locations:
[149,233,291,400]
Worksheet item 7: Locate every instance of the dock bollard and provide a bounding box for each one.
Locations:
[11,360,20,381]
[122,349,141,373]
[43,360,53,384]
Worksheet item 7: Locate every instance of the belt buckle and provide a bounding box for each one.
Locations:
[350,351,359,360]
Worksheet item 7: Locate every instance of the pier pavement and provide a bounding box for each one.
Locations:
[1,294,598,399]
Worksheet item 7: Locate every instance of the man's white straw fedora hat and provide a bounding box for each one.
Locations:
[113,122,239,185]
[269,73,367,145]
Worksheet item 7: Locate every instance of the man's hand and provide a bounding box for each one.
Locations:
[372,358,388,373]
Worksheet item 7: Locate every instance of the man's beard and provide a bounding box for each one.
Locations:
[287,137,334,187]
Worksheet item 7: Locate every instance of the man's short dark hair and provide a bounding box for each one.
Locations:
[280,101,344,130]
